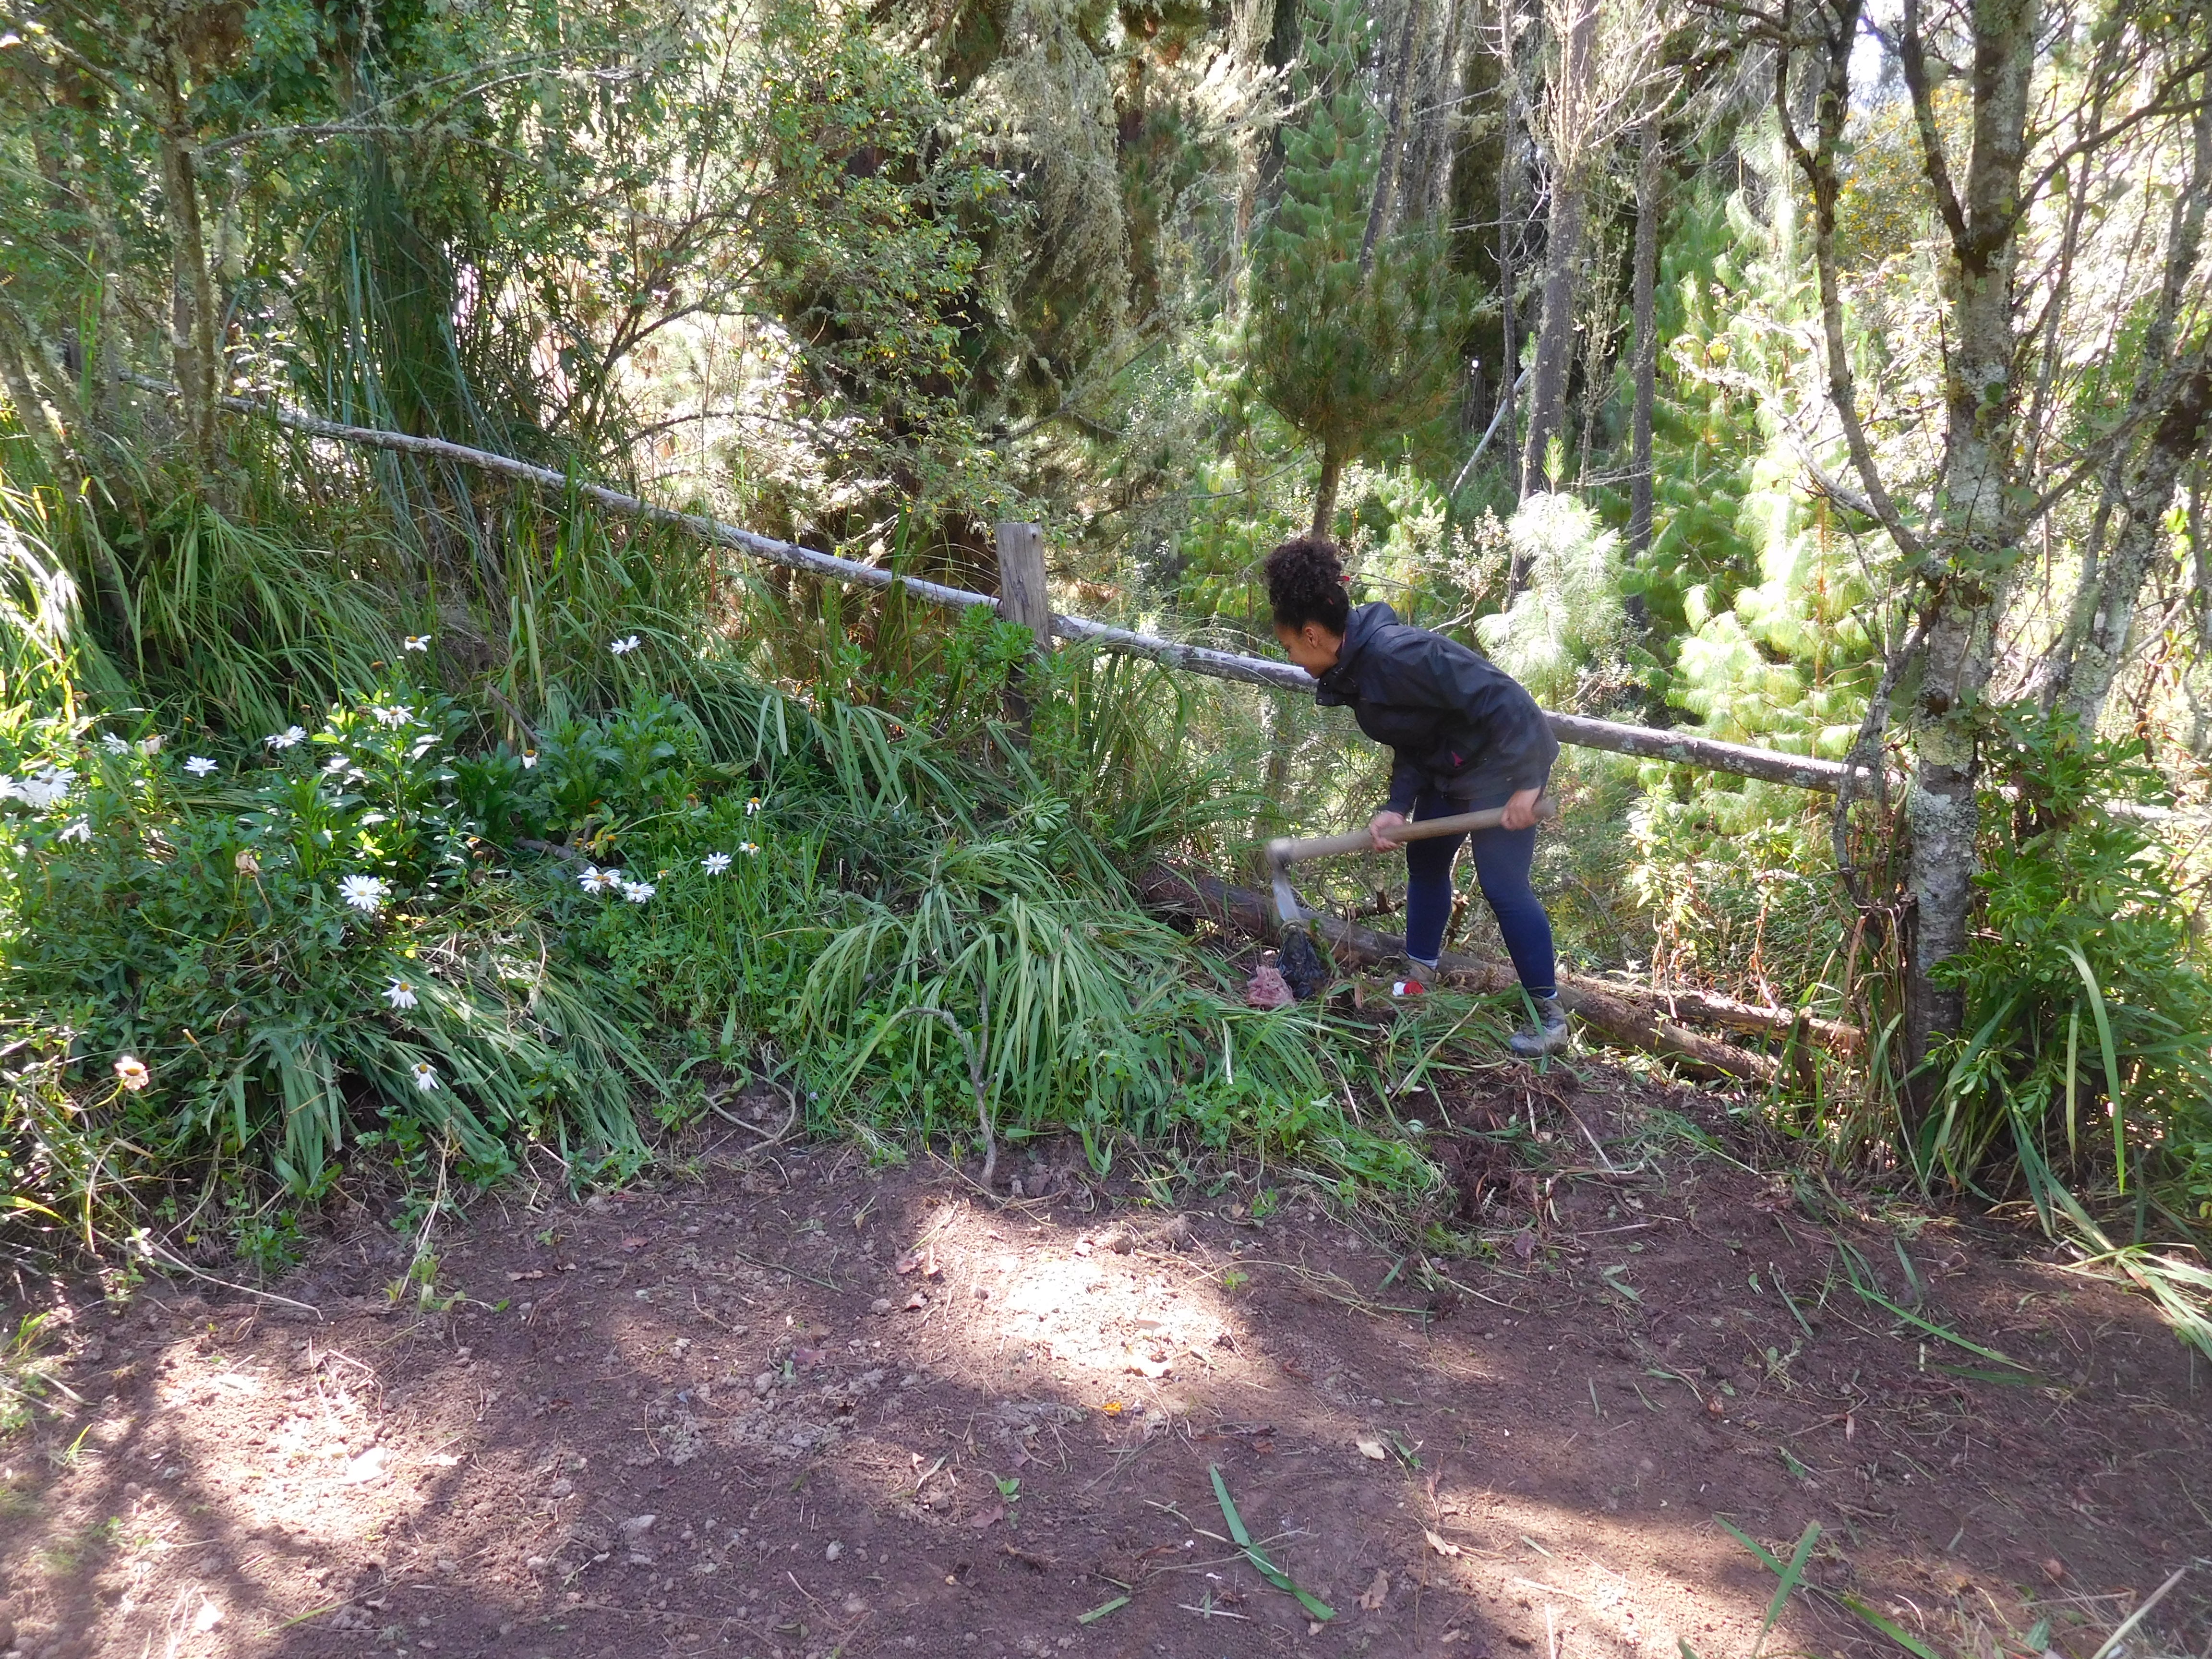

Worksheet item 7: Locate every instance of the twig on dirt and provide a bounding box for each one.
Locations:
[1084,1439,1156,1491]
[2086,1563,2191,1659]
[137,1238,326,1322]
[705,1044,801,1150]
[921,1146,1048,1213]
[728,1248,840,1292]
[1180,1599,1251,1619]
[1233,1257,1444,1319]
[1542,1166,1658,1182]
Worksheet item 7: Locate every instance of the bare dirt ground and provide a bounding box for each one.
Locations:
[3,1061,2207,1659]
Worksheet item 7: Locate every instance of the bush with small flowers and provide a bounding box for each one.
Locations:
[0,686,661,1207]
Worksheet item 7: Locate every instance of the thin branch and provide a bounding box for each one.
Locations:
[1776,0,1927,560]
[1899,0,1970,256]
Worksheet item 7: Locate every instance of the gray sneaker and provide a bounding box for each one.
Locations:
[1508,993,1571,1058]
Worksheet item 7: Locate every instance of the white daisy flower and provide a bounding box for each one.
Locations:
[338,874,389,914]
[15,767,76,807]
[57,818,91,843]
[745,797,762,815]
[578,864,623,893]
[384,977,420,1010]
[100,733,131,755]
[410,1060,440,1093]
[114,1055,151,1091]
[520,751,539,769]
[372,704,413,730]
[403,635,431,653]
[739,841,760,855]
[609,635,642,656]
[183,756,218,777]
[701,852,732,875]
[138,735,163,757]
[265,726,307,750]
[621,879,656,902]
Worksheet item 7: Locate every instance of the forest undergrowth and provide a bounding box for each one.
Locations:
[2,0,2210,1430]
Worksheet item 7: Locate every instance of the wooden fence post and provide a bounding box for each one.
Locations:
[994,520,1050,739]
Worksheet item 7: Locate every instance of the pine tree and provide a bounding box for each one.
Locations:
[1245,0,1469,539]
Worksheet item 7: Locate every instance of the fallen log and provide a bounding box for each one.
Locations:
[1142,866,1794,1086]
[1588,981,1863,1059]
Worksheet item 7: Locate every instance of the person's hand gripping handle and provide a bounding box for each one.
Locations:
[1370,787,1543,850]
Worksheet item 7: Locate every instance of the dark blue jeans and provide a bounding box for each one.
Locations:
[1404,779,1556,996]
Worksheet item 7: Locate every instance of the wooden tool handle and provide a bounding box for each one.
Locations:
[1266,796,1557,866]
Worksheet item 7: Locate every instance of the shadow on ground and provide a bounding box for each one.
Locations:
[3,1062,2206,1659]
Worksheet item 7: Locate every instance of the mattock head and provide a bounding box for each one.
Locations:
[1267,847,1327,1000]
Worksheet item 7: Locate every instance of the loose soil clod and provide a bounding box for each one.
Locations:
[1279,928,1329,1000]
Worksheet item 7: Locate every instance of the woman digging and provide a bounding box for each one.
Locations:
[1264,534,1570,1058]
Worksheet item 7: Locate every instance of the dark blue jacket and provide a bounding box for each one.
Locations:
[1312,602,1558,814]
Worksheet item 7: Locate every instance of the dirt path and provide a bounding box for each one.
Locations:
[3,1065,2205,1659]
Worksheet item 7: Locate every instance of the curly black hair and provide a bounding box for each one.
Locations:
[1263,534,1351,633]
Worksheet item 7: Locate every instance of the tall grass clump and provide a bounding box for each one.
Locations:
[576,646,1441,1202]
[8,449,406,737]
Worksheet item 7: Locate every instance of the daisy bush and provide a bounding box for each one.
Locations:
[0,687,664,1204]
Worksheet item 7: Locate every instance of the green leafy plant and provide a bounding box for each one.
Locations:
[0,698,661,1201]
[1245,0,1471,534]
[1929,708,2212,1216]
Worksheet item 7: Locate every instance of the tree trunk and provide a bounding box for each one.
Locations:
[2042,93,2212,728]
[1897,0,2043,1104]
[1262,692,1298,816]
[2058,363,2212,729]
[1517,0,1597,506]
[1406,0,1467,226]
[1312,442,1345,539]
[1359,0,1426,276]
[1625,103,1664,601]
[1494,0,1525,503]
[158,110,220,466]
[1516,170,1586,502]
[1229,0,1278,279]
[0,320,71,481]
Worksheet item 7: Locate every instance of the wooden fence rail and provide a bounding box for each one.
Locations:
[222,393,1869,794]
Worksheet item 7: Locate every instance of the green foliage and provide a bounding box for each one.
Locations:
[1615,124,1883,1004]
[0,1314,65,1438]
[574,662,1438,1201]
[1598,171,1773,642]
[1245,0,1471,526]
[1929,709,2212,1215]
[0,694,660,1200]
[1625,793,1850,1003]
[1476,493,1629,711]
